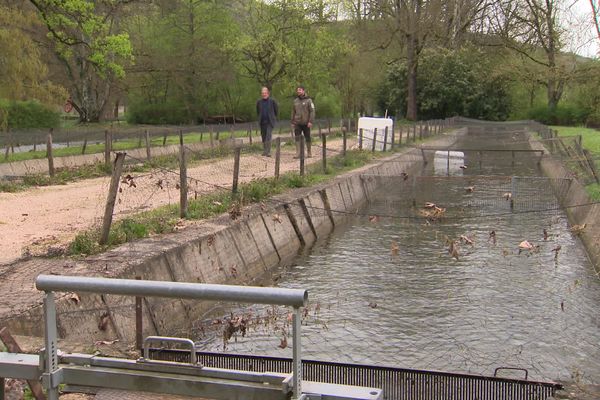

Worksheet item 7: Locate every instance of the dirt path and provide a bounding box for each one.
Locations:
[0,139,354,265]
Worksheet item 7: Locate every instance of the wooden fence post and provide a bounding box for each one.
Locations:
[99,152,126,245]
[0,327,46,400]
[179,130,188,218]
[81,138,88,155]
[583,149,600,184]
[232,146,241,195]
[398,125,403,146]
[210,127,214,148]
[359,128,363,150]
[322,133,327,173]
[145,129,151,161]
[274,137,281,179]
[383,126,389,151]
[372,128,378,152]
[162,131,168,146]
[342,126,347,156]
[47,130,55,177]
[105,129,114,168]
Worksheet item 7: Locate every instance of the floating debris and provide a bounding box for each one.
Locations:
[489,230,497,245]
[465,186,475,193]
[448,240,460,260]
[459,235,474,246]
[543,229,549,241]
[503,192,512,201]
[369,215,379,223]
[368,302,378,309]
[278,335,288,349]
[569,224,586,236]
[390,240,399,256]
[551,245,561,260]
[400,172,409,181]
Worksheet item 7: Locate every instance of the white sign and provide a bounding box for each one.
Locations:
[357,117,394,151]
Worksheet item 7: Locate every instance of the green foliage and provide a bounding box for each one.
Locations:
[378,47,511,120]
[126,101,190,125]
[0,99,60,129]
[119,218,149,241]
[528,104,589,125]
[69,232,100,255]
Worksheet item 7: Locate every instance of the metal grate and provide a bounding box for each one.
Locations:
[148,349,561,400]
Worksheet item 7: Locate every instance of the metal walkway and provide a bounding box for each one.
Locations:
[149,349,563,400]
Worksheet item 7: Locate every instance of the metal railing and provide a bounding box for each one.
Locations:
[35,275,308,400]
[148,350,563,400]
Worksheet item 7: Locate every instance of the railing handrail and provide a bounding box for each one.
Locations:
[35,275,307,307]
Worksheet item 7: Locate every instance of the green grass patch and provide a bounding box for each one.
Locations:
[551,125,600,154]
[585,183,600,201]
[0,163,113,192]
[551,125,600,198]
[67,149,384,257]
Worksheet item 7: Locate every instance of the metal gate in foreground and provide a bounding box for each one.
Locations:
[150,349,562,400]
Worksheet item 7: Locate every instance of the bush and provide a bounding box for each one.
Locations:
[0,99,60,129]
[126,101,190,125]
[528,104,589,126]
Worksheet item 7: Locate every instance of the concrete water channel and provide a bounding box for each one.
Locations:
[188,125,600,387]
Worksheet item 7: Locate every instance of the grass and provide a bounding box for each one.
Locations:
[551,125,600,153]
[551,125,600,201]
[1,123,342,164]
[67,149,384,257]
[0,142,264,193]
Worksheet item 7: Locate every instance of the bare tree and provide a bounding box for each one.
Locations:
[591,0,600,43]
[489,0,575,110]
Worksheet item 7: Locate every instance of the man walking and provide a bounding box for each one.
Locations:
[291,86,315,158]
[256,86,278,157]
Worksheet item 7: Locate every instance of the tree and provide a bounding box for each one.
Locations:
[125,0,240,123]
[28,0,134,122]
[378,47,511,120]
[489,0,574,110]
[590,0,600,45]
[0,5,65,103]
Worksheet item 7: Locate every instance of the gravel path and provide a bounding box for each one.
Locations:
[0,138,353,265]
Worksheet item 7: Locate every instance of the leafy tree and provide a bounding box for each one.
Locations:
[0,5,65,104]
[378,47,511,120]
[126,0,239,123]
[28,0,134,122]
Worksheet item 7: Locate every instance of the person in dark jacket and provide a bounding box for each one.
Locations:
[256,86,279,157]
[291,86,315,158]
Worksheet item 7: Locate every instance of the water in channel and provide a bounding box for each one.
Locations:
[194,132,600,385]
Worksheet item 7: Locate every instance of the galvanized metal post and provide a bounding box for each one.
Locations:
[43,292,60,400]
[136,276,143,352]
[447,150,450,176]
[359,128,363,150]
[292,307,302,399]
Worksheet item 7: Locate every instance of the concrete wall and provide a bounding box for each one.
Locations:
[2,135,457,343]
[529,138,600,270]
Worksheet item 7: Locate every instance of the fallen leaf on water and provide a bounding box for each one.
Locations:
[67,293,80,305]
[391,240,399,256]
[278,336,288,349]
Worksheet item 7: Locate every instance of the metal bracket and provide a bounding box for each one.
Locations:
[141,336,199,366]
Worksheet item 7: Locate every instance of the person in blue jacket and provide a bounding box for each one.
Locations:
[256,86,279,157]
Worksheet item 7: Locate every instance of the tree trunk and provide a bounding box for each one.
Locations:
[406,33,418,121]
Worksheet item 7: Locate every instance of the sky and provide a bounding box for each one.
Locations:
[565,0,599,58]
